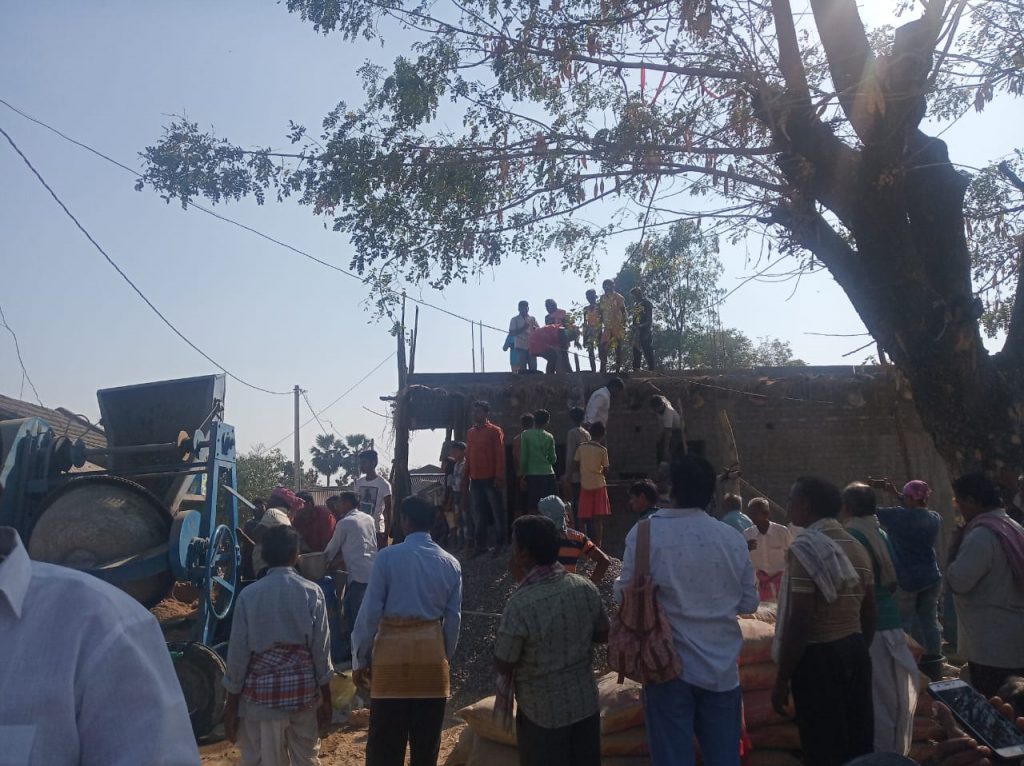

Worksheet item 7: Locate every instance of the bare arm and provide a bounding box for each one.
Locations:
[587,545,611,584]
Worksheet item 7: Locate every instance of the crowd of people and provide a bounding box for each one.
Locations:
[504,279,656,374]
[4,382,1024,766]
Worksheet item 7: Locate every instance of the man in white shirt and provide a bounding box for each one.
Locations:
[648,394,683,464]
[615,456,758,766]
[508,300,539,373]
[355,450,393,548]
[743,497,792,601]
[0,525,198,765]
[324,490,378,666]
[583,376,624,430]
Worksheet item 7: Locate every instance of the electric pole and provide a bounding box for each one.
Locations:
[293,384,301,491]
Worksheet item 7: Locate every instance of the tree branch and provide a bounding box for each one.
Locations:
[808,0,877,142]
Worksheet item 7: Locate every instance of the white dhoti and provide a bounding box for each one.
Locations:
[238,706,321,766]
[870,628,919,755]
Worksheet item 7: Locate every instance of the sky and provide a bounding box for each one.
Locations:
[0,1,1018,477]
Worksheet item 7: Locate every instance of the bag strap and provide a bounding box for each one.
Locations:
[637,518,651,579]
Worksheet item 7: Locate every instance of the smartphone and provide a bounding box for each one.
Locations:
[928,679,1024,759]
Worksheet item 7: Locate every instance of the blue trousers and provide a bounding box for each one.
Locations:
[642,679,741,766]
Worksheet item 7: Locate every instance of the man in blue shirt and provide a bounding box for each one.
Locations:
[352,498,463,766]
[719,493,754,533]
[876,479,943,663]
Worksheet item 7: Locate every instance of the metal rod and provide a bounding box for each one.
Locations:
[470,322,476,373]
[479,320,485,372]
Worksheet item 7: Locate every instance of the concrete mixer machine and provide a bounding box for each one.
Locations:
[0,374,241,737]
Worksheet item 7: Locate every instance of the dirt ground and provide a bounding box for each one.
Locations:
[198,714,467,765]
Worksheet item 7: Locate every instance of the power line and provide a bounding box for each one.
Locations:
[270,351,396,449]
[0,98,509,336]
[301,389,331,436]
[0,124,291,397]
[0,299,43,406]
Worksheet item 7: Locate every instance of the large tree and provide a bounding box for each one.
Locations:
[139,0,1024,479]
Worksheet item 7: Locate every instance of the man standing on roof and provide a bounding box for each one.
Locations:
[352,498,462,766]
[582,289,601,372]
[583,377,624,431]
[224,525,334,766]
[509,301,539,374]
[355,451,393,549]
[598,279,627,373]
[630,286,655,372]
[462,401,507,556]
[874,478,943,668]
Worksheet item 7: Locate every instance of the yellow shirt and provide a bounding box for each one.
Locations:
[598,292,626,335]
[575,441,609,490]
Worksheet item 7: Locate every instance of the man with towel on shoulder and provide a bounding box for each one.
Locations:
[771,476,876,766]
[351,497,463,766]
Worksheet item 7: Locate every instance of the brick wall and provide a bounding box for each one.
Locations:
[405,369,956,558]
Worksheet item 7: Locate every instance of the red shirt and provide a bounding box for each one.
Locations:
[292,504,336,552]
[465,420,505,482]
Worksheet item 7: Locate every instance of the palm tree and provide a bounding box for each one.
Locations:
[309,433,345,487]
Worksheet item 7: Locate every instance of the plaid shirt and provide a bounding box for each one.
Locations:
[241,643,318,712]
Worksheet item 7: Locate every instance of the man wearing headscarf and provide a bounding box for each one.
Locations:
[538,496,610,584]
[251,486,300,577]
[842,483,918,755]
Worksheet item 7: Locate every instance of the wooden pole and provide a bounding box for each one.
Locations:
[471,322,477,373]
[409,306,420,376]
[397,293,409,390]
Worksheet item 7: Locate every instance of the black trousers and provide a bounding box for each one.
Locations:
[633,329,655,370]
[516,711,601,766]
[366,697,447,766]
[968,661,1024,698]
[791,633,873,766]
[526,474,558,513]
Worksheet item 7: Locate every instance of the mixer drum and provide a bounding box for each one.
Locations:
[28,476,174,607]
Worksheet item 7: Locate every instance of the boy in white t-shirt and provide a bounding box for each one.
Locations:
[354,450,393,549]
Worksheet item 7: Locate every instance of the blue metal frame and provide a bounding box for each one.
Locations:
[0,418,241,646]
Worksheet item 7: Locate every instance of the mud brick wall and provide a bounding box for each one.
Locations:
[404,369,955,559]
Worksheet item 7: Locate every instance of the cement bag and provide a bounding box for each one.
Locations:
[739,619,775,666]
[445,727,475,766]
[746,750,803,766]
[739,662,777,691]
[912,716,943,742]
[742,689,789,729]
[598,672,645,734]
[747,724,801,750]
[601,728,649,757]
[456,696,517,746]
[466,734,519,766]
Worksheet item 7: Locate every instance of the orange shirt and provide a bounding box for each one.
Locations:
[465,420,506,481]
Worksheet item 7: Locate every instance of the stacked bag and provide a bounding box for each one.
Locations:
[447,603,940,766]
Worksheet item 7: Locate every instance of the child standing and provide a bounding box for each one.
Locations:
[445,441,469,550]
[573,421,611,547]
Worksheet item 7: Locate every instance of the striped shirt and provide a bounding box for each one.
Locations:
[787,523,874,644]
[558,528,595,573]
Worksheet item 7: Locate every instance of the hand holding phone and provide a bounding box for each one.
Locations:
[928,680,1024,760]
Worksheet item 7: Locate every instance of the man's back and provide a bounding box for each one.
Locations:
[495,572,603,728]
[228,567,329,655]
[616,509,758,691]
[521,428,555,475]
[466,421,503,480]
[0,528,197,766]
[324,510,378,584]
[876,506,941,590]
[352,532,463,668]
